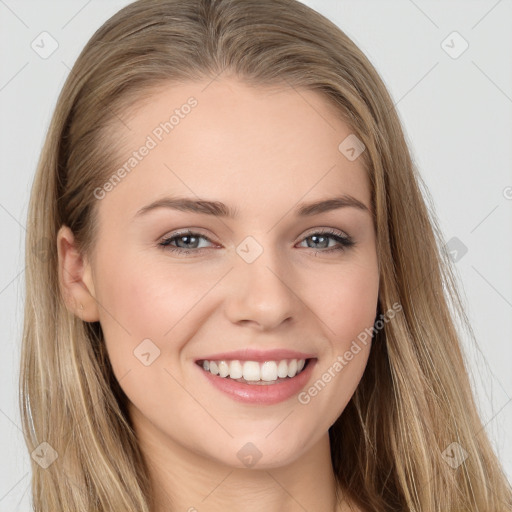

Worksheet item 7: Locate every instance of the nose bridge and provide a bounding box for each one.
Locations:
[224,234,298,329]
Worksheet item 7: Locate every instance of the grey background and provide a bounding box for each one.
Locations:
[1,0,511,509]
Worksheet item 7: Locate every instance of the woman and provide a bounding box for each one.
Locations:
[21,0,512,510]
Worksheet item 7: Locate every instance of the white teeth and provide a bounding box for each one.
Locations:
[218,360,230,378]
[199,358,307,382]
[287,359,297,378]
[209,361,219,375]
[229,360,243,379]
[243,361,260,381]
[277,360,289,378]
[261,361,278,381]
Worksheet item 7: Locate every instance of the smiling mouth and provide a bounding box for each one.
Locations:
[195,358,314,385]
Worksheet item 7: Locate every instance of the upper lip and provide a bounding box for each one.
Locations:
[195,348,316,363]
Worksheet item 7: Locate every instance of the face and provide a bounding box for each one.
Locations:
[63,77,379,469]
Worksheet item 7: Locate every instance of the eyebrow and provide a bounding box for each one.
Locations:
[134,194,371,219]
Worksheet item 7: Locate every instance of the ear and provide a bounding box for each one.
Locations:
[57,225,100,322]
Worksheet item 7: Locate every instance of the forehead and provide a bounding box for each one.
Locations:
[99,78,371,219]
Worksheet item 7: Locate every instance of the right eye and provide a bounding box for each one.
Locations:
[158,230,215,255]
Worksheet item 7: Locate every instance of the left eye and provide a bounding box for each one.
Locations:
[158,229,355,256]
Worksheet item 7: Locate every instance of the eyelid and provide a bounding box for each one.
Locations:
[158,226,355,257]
[159,227,217,242]
[159,226,350,245]
[158,228,219,249]
[299,226,350,240]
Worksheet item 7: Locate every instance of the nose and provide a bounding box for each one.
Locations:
[223,243,299,331]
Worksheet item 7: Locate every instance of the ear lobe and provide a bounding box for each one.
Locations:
[56,225,99,322]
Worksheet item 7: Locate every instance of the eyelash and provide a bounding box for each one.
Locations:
[158,228,355,256]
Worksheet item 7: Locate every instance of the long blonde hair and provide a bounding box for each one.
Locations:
[21,0,512,510]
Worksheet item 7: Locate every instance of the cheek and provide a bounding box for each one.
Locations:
[95,253,224,379]
[95,251,199,335]
[298,269,378,425]
[90,251,179,371]
[317,260,379,346]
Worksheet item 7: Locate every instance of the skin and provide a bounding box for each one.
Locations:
[58,77,379,512]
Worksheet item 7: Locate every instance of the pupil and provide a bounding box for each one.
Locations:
[310,235,327,248]
[179,235,197,248]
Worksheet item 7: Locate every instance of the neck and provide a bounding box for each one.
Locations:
[130,405,344,512]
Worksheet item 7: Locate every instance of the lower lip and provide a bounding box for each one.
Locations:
[195,359,317,405]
